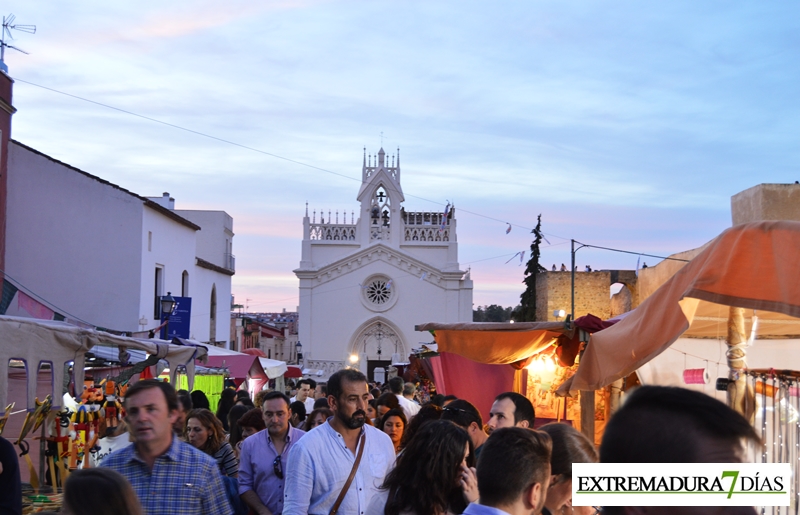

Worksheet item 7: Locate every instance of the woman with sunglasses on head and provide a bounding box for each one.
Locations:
[370,419,478,515]
[538,422,599,515]
[184,408,239,477]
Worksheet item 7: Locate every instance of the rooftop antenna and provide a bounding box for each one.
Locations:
[0,14,36,73]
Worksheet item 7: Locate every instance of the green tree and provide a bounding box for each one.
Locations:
[518,214,546,321]
[473,304,515,322]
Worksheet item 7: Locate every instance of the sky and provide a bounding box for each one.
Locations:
[4,1,799,312]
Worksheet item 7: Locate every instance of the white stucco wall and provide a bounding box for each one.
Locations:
[309,243,361,267]
[191,265,232,344]
[175,210,234,269]
[6,142,231,339]
[299,255,471,363]
[138,207,197,330]
[6,143,143,330]
[398,245,452,268]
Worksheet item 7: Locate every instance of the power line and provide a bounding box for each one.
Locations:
[572,241,691,263]
[13,77,571,239]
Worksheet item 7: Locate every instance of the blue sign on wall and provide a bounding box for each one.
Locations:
[160,296,192,339]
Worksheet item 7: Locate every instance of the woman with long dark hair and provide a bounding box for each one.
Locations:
[190,390,210,410]
[538,423,598,515]
[399,403,442,449]
[372,419,477,515]
[378,408,407,454]
[216,388,237,431]
[61,468,143,515]
[227,404,250,458]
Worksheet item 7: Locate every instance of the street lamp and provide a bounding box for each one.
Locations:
[160,292,176,339]
[295,341,303,365]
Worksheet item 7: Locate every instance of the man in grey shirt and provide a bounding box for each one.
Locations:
[283,369,395,515]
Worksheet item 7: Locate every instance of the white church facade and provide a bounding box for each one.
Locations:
[294,148,473,380]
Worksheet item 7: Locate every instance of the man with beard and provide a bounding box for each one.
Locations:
[283,369,395,515]
[486,392,535,434]
[465,427,552,515]
[239,392,305,515]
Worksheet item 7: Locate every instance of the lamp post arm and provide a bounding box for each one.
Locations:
[570,240,588,321]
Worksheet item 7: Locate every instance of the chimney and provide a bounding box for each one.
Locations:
[0,70,15,283]
[163,192,175,210]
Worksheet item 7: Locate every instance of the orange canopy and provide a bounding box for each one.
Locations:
[558,220,800,395]
[415,321,573,366]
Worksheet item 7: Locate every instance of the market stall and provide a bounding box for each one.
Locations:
[0,315,209,506]
[552,220,800,513]
[558,220,800,396]
[0,316,208,415]
[414,317,615,424]
[199,344,270,395]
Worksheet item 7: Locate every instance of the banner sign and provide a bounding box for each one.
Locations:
[160,296,192,339]
[573,463,791,507]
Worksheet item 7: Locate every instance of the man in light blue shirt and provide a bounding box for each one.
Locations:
[463,427,551,515]
[283,369,395,515]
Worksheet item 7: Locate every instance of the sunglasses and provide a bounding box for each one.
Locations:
[273,455,283,479]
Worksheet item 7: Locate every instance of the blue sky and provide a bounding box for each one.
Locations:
[5,1,799,311]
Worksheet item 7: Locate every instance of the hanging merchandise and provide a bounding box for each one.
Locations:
[746,369,800,506]
[682,368,709,385]
[16,395,53,491]
[746,314,759,347]
[101,380,123,432]
[0,402,12,436]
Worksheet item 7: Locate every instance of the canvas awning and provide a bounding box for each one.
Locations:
[0,315,208,414]
[203,355,268,381]
[558,220,800,396]
[285,365,303,378]
[415,317,599,368]
[259,358,288,379]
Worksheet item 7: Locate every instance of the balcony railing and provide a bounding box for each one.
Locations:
[309,223,357,241]
[225,253,236,272]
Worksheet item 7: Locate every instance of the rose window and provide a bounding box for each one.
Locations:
[366,278,392,305]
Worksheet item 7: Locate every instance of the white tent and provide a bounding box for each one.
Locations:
[0,315,208,413]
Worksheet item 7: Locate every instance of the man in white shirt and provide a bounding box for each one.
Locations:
[283,369,395,515]
[289,379,315,415]
[388,376,419,419]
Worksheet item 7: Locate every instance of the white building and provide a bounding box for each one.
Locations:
[4,141,233,344]
[294,148,473,380]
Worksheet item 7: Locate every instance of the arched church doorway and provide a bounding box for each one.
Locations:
[349,319,407,383]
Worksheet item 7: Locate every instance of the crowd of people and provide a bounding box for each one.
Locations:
[0,371,762,515]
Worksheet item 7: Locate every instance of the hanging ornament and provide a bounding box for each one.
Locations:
[683,368,709,385]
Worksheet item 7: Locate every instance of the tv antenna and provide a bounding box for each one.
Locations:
[1,14,36,66]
